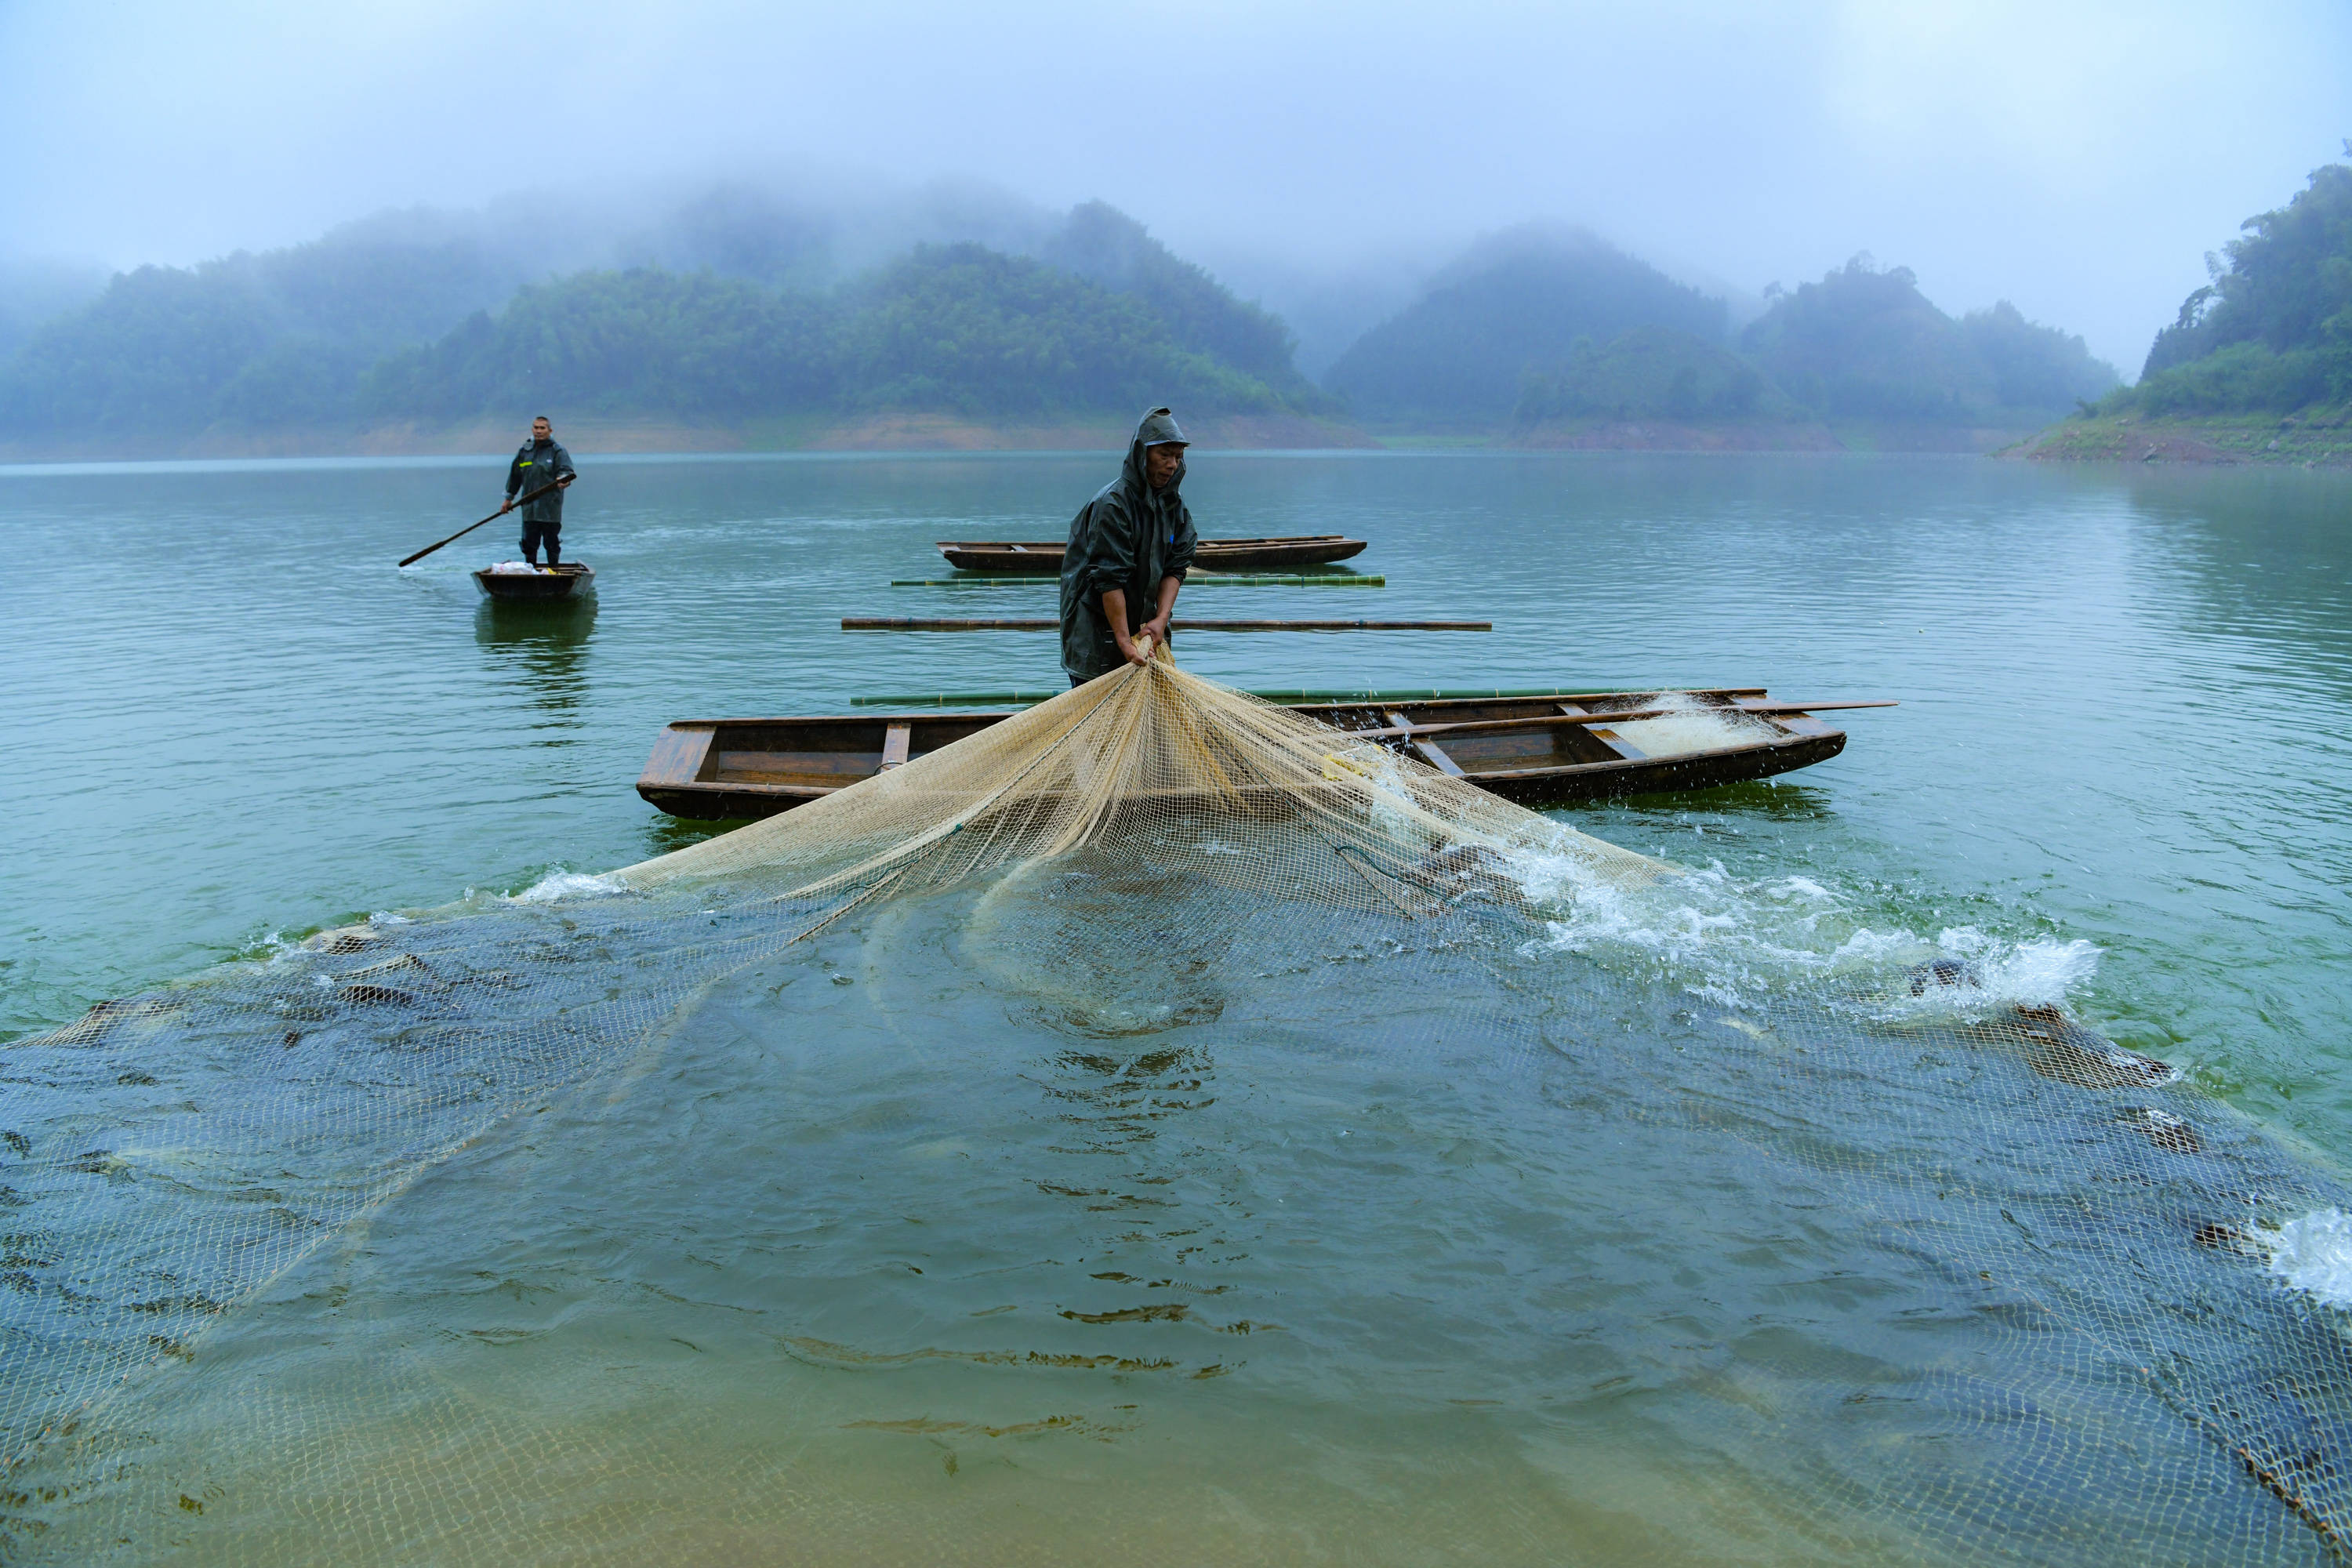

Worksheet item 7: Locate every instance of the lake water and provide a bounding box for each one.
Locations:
[4,451,2351,1562]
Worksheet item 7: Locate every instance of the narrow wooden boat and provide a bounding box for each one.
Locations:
[636,689,1872,820]
[938,535,1368,574]
[474,562,594,601]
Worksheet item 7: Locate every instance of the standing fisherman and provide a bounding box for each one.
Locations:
[500,416,577,568]
[1059,407,1198,685]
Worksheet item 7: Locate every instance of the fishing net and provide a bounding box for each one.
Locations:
[6,655,2352,1564]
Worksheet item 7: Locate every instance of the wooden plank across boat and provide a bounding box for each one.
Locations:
[474,562,594,601]
[637,689,1875,820]
[938,535,1367,574]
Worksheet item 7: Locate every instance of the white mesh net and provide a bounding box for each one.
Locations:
[5,655,2350,1563]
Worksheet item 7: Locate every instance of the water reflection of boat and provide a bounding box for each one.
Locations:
[938,536,1367,573]
[636,689,1872,820]
[474,595,595,718]
[473,561,595,601]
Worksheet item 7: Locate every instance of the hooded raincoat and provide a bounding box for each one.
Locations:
[1058,408,1199,681]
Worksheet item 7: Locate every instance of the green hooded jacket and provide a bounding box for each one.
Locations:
[1058,408,1199,681]
[505,437,576,525]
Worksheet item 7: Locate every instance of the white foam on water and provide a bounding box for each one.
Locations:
[1503,833,2101,1014]
[1946,928,2100,1006]
[510,870,629,904]
[2267,1209,2352,1309]
[1605,692,1774,759]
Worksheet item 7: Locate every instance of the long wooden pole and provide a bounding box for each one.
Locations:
[1345,700,1897,742]
[397,475,570,568]
[841,617,1490,632]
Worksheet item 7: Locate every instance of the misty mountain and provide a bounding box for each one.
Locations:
[0,176,2130,445]
[835,243,1298,416]
[358,270,840,421]
[0,220,533,434]
[1323,230,1728,423]
[0,196,1316,437]
[358,242,1303,423]
[608,176,1062,292]
[1957,302,2119,413]
[0,259,107,365]
[2114,151,2352,416]
[1321,231,2112,434]
[1740,257,2115,423]
[1511,325,1790,426]
[616,186,837,290]
[1042,203,1304,390]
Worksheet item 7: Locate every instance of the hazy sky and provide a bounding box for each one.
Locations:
[2,0,2345,373]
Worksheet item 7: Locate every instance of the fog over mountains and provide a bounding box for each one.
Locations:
[5,1,2347,386]
[0,175,2139,450]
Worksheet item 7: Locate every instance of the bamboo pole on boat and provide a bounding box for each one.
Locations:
[1345,701,1897,742]
[397,476,570,568]
[841,618,1490,631]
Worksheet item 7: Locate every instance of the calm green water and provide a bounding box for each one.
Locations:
[5,451,2352,1562]
[5,452,2347,1140]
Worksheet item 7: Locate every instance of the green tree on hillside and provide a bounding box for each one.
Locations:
[361,269,838,419]
[0,231,526,433]
[1740,256,1998,419]
[0,264,279,432]
[1958,301,2118,412]
[2122,148,2352,412]
[1044,202,1305,388]
[837,243,1284,416]
[357,244,1300,424]
[0,259,107,363]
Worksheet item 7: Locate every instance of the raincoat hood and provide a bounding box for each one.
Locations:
[1123,406,1189,498]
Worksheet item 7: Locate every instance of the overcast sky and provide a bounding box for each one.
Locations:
[2,0,2344,373]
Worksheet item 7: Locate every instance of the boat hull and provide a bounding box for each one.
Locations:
[635,690,1849,821]
[474,564,593,601]
[938,537,1367,574]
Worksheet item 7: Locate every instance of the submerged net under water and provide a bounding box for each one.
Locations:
[5,659,2352,1564]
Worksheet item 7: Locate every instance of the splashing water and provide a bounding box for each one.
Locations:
[1502,836,2102,1014]
[2270,1209,2352,1311]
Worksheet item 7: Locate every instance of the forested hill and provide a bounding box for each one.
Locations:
[1740,258,2116,421]
[0,202,1321,443]
[2101,149,2352,416]
[0,219,535,437]
[1323,230,1726,423]
[360,245,1299,424]
[0,194,2129,451]
[1329,231,2117,436]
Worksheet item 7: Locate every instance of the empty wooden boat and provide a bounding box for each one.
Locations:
[474,562,593,601]
[937,535,1368,574]
[636,689,1879,820]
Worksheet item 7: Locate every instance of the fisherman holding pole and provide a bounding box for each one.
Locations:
[502,416,577,569]
[1059,407,1197,685]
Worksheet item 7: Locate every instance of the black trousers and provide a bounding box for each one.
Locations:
[520,519,561,563]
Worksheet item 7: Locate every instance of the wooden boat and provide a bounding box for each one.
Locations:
[937,535,1368,574]
[474,562,593,601]
[636,689,1872,820]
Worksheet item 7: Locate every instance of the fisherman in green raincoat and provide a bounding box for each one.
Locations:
[500,416,577,568]
[1058,408,1199,684]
